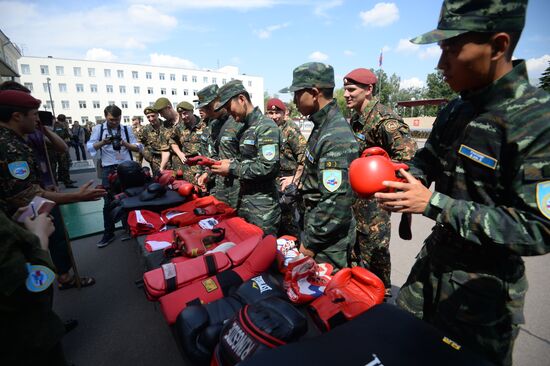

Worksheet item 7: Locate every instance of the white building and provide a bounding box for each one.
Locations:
[17,56,264,124]
[0,29,22,82]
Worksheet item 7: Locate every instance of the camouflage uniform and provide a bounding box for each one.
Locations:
[278,118,306,238]
[139,123,171,175]
[350,98,417,288]
[0,126,44,214]
[169,116,206,182]
[52,122,72,185]
[301,100,359,270]
[396,2,549,365]
[132,124,144,164]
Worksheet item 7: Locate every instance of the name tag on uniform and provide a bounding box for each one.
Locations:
[8,161,30,180]
[221,136,233,141]
[458,144,497,170]
[305,149,314,164]
[243,139,255,145]
[355,132,366,141]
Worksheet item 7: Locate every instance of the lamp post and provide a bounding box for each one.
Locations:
[46,77,55,117]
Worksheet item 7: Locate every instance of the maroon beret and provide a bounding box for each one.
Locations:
[344,68,378,86]
[266,98,286,112]
[0,90,41,108]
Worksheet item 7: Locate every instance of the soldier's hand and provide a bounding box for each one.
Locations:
[210,159,230,176]
[299,244,315,258]
[179,154,187,164]
[279,176,294,191]
[197,172,208,188]
[77,180,107,201]
[24,213,55,250]
[375,169,432,214]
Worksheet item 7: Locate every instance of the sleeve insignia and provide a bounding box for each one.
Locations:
[536,181,550,220]
[8,161,30,180]
[322,169,342,192]
[458,144,498,170]
[384,120,399,133]
[355,132,366,141]
[261,144,277,161]
[26,263,55,292]
[243,139,256,145]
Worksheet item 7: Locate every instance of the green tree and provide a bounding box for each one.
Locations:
[423,71,457,116]
[334,88,351,118]
[394,87,425,117]
[374,69,402,108]
[539,61,550,92]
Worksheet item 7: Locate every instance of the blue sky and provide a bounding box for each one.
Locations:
[2,0,549,100]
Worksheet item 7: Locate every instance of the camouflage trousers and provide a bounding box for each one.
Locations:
[142,151,163,176]
[352,197,391,288]
[212,175,240,209]
[171,157,199,183]
[396,232,527,366]
[310,217,355,272]
[53,151,71,184]
[238,191,280,236]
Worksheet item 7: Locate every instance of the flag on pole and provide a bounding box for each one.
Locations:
[379,49,383,67]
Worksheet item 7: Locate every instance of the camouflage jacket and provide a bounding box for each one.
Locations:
[0,127,43,214]
[139,123,170,155]
[229,107,281,186]
[169,118,207,156]
[132,125,143,142]
[53,123,70,142]
[350,98,417,161]
[413,60,550,256]
[301,100,359,252]
[279,119,307,176]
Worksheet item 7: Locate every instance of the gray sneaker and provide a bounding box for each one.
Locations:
[97,233,115,248]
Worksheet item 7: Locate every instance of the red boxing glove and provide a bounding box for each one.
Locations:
[177,182,195,197]
[349,146,408,198]
[186,155,220,167]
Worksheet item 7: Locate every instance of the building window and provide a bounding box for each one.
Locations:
[161,88,166,95]
[172,102,178,109]
[134,86,140,94]
[119,85,126,93]
[24,82,33,92]
[93,101,100,109]
[121,101,128,109]
[90,84,98,93]
[106,85,113,93]
[108,101,115,106]
[159,73,165,80]
[203,76,208,83]
[147,87,153,94]
[82,116,89,123]
[45,101,54,110]
[76,84,84,92]
[104,69,111,77]
[170,74,175,81]
[95,116,103,122]
[21,64,30,74]
[88,68,95,77]
[146,72,152,79]
[222,78,227,85]
[132,71,138,79]
[124,116,130,123]
[212,77,217,84]
[183,89,189,96]
[79,101,87,108]
[56,66,64,76]
[61,100,70,109]
[182,75,188,82]
[192,75,197,83]
[73,67,82,76]
[40,65,49,75]
[59,83,67,92]
[117,70,124,78]
[43,83,49,93]
[193,89,197,96]
[248,80,252,87]
[149,102,154,107]
[171,88,177,95]
[136,101,142,109]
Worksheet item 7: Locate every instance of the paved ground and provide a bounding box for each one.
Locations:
[53,144,550,365]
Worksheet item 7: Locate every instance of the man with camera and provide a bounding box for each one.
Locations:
[87,105,142,247]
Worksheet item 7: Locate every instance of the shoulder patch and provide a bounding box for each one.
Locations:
[322,169,342,192]
[536,181,550,220]
[8,161,30,180]
[458,144,498,170]
[384,120,400,133]
[243,139,255,145]
[261,144,277,161]
[26,263,55,292]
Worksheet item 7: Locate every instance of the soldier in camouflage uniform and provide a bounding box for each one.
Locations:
[169,101,205,182]
[211,80,281,235]
[53,114,76,188]
[343,68,417,293]
[265,98,306,238]
[196,84,243,208]
[375,1,550,365]
[281,63,359,270]
[140,107,171,175]
[131,116,144,165]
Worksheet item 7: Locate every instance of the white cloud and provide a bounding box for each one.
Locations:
[85,48,118,62]
[344,50,355,56]
[254,23,289,39]
[149,53,197,69]
[127,4,177,27]
[309,51,328,61]
[419,45,441,60]
[396,38,420,53]
[360,3,399,27]
[382,45,391,53]
[526,54,550,84]
[314,0,343,18]
[400,77,424,89]
[129,0,282,10]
